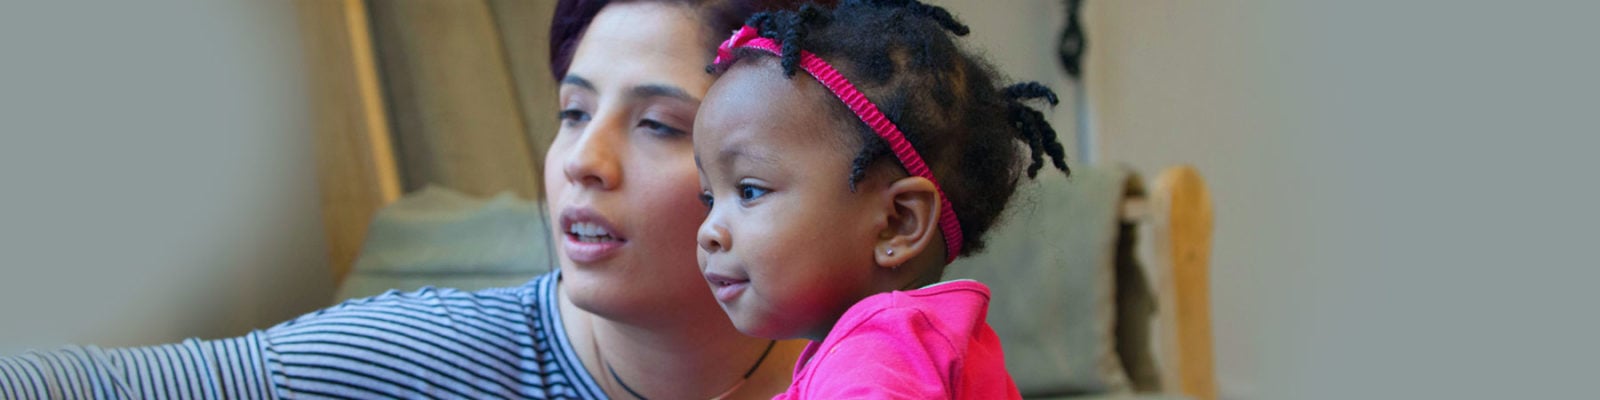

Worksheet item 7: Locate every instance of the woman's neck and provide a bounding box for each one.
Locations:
[558,280,803,399]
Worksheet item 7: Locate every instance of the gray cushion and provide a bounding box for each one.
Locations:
[946,165,1137,396]
[333,186,553,302]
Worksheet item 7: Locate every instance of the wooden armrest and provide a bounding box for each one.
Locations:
[297,0,402,285]
[1142,165,1217,400]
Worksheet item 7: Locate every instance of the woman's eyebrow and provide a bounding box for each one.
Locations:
[630,83,699,103]
[561,74,594,90]
[562,74,695,103]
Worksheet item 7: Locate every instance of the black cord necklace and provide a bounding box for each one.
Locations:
[605,339,777,400]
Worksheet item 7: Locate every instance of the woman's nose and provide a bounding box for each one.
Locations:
[561,122,623,190]
[697,210,730,254]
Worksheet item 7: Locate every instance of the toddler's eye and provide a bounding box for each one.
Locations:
[737,184,770,202]
[698,191,714,208]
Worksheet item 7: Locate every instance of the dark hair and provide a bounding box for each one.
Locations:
[714,0,1071,257]
[549,0,837,81]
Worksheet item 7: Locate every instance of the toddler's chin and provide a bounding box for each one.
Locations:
[730,316,783,340]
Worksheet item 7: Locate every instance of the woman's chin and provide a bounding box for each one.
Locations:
[562,263,693,320]
[562,270,639,316]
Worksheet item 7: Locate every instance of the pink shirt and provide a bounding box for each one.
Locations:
[775,280,1021,399]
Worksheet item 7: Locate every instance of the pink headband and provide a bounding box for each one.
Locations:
[713,25,964,262]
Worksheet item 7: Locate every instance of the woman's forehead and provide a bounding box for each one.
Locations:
[566,2,715,97]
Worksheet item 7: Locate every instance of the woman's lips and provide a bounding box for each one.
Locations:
[560,207,627,264]
[563,235,625,264]
[704,272,749,303]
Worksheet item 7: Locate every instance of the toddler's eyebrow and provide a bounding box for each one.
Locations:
[716,143,778,167]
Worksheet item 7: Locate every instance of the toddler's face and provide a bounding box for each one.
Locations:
[692,61,887,341]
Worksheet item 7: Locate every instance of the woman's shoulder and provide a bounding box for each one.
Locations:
[255,270,610,398]
[266,271,562,338]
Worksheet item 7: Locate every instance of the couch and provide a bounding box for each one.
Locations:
[327,164,1216,400]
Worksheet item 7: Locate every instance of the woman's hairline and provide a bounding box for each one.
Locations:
[551,0,743,82]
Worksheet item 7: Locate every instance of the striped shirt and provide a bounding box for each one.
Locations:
[0,271,611,399]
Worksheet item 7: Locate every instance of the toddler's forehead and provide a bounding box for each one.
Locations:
[700,63,856,145]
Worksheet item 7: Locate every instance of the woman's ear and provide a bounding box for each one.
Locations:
[874,176,944,268]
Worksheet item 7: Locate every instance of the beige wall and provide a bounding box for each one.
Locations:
[0,0,331,352]
[939,0,1600,399]
[3,1,1595,398]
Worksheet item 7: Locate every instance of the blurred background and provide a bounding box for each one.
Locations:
[2,0,1597,399]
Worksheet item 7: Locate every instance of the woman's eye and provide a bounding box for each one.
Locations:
[737,184,770,202]
[558,109,590,126]
[639,119,686,137]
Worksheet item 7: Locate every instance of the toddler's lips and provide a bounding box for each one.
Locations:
[704,272,749,303]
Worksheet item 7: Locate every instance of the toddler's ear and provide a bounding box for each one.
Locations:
[875,176,945,268]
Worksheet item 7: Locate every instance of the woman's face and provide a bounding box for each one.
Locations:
[546,2,720,324]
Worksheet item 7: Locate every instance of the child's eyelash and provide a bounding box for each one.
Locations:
[737,184,770,202]
[698,191,714,208]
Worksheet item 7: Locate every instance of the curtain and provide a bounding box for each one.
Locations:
[297,0,558,283]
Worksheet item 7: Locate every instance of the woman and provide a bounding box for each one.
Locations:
[0,0,823,398]
[543,0,823,398]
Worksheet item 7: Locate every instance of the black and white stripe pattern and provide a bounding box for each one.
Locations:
[1,271,610,399]
[0,335,272,399]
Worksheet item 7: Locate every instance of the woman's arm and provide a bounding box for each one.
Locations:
[0,334,275,399]
[1,277,567,399]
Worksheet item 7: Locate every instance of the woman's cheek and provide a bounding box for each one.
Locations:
[642,157,709,246]
[545,135,581,191]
